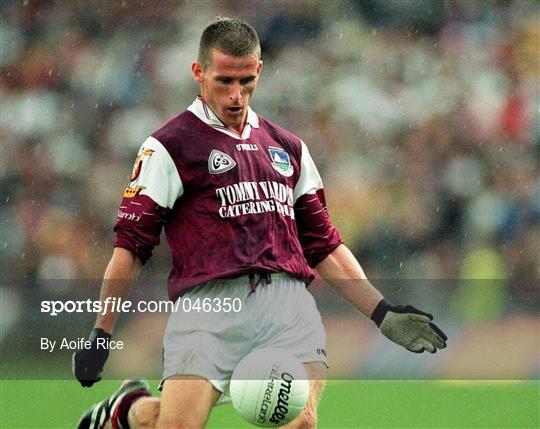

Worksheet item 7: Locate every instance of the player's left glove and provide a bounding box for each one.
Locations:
[371,299,447,353]
[72,328,111,387]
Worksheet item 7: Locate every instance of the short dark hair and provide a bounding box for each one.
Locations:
[198,17,261,68]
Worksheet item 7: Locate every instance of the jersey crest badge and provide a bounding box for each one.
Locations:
[268,147,294,177]
[208,150,236,174]
[124,148,154,198]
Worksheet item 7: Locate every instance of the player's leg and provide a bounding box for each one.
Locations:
[251,277,329,428]
[126,396,160,428]
[281,361,327,429]
[152,279,250,427]
[109,375,220,429]
[76,380,152,429]
[153,375,221,428]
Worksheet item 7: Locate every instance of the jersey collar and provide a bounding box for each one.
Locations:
[188,96,259,140]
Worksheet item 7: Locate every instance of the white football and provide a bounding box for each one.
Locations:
[230,348,310,427]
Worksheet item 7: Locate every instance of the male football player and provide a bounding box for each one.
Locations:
[74,17,447,429]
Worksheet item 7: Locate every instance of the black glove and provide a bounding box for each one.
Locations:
[371,299,448,353]
[72,328,111,387]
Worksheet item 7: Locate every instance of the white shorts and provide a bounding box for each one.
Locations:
[160,274,327,400]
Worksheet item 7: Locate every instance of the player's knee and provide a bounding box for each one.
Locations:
[128,397,160,429]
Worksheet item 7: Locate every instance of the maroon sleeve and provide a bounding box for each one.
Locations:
[294,189,344,267]
[113,194,169,264]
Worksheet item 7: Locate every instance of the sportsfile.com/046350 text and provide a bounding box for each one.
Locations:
[40,297,242,316]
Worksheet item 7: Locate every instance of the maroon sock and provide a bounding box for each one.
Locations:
[112,390,152,429]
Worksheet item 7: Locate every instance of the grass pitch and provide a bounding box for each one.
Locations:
[0,380,538,428]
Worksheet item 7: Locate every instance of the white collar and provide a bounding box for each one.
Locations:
[187,96,259,140]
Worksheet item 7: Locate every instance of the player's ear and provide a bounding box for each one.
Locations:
[192,61,204,83]
[256,60,263,76]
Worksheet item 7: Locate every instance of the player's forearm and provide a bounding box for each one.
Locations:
[94,247,142,333]
[315,244,383,318]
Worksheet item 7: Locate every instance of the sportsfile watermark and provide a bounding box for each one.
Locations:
[1,279,538,380]
[41,297,242,316]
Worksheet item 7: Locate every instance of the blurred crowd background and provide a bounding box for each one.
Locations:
[1,0,538,379]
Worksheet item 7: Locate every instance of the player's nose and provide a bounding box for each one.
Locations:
[229,83,242,102]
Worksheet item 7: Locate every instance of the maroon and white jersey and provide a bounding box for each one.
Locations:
[114,97,343,301]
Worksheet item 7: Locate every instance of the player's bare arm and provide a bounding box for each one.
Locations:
[316,244,448,354]
[315,243,383,317]
[94,247,142,333]
[72,247,142,387]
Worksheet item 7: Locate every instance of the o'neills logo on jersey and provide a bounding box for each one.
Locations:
[208,149,236,174]
[268,147,294,177]
[216,181,295,220]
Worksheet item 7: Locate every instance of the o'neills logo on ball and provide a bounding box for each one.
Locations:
[257,366,279,424]
[269,372,294,424]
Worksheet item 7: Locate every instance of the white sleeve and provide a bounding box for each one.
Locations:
[293,140,323,202]
[125,136,183,209]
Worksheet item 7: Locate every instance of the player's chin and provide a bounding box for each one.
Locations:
[224,112,243,125]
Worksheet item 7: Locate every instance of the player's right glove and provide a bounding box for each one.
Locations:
[370,299,447,353]
[72,328,111,387]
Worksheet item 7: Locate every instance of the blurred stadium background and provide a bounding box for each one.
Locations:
[0,0,539,427]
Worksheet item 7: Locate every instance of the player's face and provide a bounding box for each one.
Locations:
[192,49,263,133]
